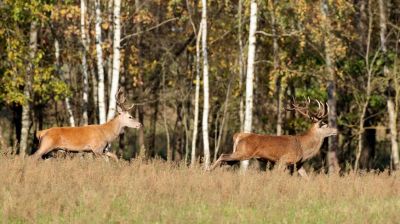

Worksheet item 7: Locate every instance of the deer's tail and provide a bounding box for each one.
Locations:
[232,133,252,153]
[233,133,240,153]
[232,133,245,153]
[36,130,48,141]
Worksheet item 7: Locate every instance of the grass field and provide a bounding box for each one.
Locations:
[0,157,399,224]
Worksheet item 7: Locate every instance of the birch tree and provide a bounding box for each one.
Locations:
[80,0,89,125]
[95,0,107,124]
[107,0,121,121]
[321,0,339,173]
[201,0,211,169]
[379,0,399,170]
[191,21,202,167]
[20,21,38,156]
[241,0,258,170]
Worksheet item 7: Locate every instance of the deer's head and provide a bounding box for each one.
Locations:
[286,97,338,137]
[115,88,142,129]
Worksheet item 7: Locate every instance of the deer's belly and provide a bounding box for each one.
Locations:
[57,140,95,152]
[256,147,302,163]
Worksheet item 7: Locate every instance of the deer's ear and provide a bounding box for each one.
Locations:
[318,121,327,128]
[117,106,123,114]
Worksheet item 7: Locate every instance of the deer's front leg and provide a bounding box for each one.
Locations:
[105,152,119,161]
[92,143,109,158]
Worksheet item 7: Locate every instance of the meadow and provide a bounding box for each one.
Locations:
[0,156,399,224]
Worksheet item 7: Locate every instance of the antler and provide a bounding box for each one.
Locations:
[116,87,135,112]
[313,100,329,121]
[285,97,311,118]
[285,97,329,122]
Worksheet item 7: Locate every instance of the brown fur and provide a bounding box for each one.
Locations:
[33,111,141,160]
[210,122,337,177]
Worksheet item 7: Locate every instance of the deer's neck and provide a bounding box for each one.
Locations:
[298,128,324,161]
[101,117,123,143]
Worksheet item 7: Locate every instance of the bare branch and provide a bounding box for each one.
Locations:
[121,17,178,43]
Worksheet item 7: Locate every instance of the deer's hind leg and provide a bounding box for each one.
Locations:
[275,155,297,174]
[32,137,56,160]
[209,152,250,171]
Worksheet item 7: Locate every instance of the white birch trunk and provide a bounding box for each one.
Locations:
[95,0,107,124]
[80,0,89,125]
[379,0,399,170]
[20,21,38,156]
[241,0,258,171]
[107,0,121,121]
[201,0,211,169]
[55,39,75,127]
[191,21,202,168]
[388,100,399,170]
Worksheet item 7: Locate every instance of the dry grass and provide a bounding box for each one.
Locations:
[0,157,399,224]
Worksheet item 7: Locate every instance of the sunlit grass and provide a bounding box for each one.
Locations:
[0,156,399,223]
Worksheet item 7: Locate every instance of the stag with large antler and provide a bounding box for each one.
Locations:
[32,88,142,160]
[210,98,337,178]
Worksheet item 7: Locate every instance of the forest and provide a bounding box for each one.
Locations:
[1,0,400,173]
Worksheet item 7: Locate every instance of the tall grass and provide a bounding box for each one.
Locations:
[0,156,399,223]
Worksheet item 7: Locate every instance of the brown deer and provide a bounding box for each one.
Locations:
[32,88,142,160]
[210,98,338,178]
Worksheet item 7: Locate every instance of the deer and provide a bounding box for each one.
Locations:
[32,88,142,160]
[209,98,338,178]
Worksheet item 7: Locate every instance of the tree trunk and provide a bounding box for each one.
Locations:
[201,0,211,169]
[135,0,146,157]
[106,0,114,100]
[149,83,160,158]
[378,0,399,170]
[354,0,373,171]
[107,0,121,121]
[20,21,38,156]
[388,100,399,170]
[214,81,231,162]
[356,0,367,51]
[81,0,89,125]
[136,106,146,158]
[321,0,339,174]
[55,38,75,127]
[360,125,375,170]
[191,21,202,168]
[270,0,282,136]
[95,0,107,124]
[183,100,190,164]
[90,62,99,124]
[162,66,171,161]
[172,102,184,162]
[238,0,245,132]
[241,0,258,171]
